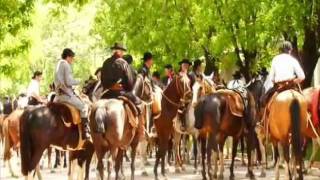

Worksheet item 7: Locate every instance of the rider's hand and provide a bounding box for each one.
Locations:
[293,78,301,84]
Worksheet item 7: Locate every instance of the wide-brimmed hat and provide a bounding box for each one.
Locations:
[232,70,242,79]
[164,64,173,69]
[193,59,202,68]
[110,42,127,51]
[179,58,192,65]
[142,52,153,61]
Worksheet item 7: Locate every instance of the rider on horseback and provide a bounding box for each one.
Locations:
[262,41,305,105]
[138,52,154,89]
[27,71,47,105]
[54,48,91,141]
[100,43,142,113]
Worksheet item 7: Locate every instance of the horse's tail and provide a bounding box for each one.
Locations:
[20,110,32,175]
[290,98,301,161]
[93,105,107,133]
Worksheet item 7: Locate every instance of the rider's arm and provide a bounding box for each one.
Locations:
[124,63,135,91]
[63,61,80,87]
[292,58,305,83]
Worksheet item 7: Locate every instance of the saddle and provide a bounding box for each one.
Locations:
[217,89,245,117]
[47,102,81,126]
[47,102,85,150]
[118,96,139,128]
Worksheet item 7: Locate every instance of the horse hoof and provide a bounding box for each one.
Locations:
[145,161,151,166]
[11,174,18,178]
[259,172,266,178]
[213,174,217,179]
[175,168,181,173]
[245,172,255,180]
[218,174,224,180]
[181,166,186,171]
[50,170,56,173]
[141,171,148,176]
[230,174,235,180]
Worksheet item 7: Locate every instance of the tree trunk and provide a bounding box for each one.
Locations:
[301,27,319,88]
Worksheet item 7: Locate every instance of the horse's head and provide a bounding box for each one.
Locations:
[191,77,215,107]
[133,74,153,102]
[82,78,98,99]
[175,74,192,103]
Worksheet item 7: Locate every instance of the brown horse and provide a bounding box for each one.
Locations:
[2,109,24,177]
[153,74,192,180]
[89,73,153,180]
[20,101,94,180]
[266,89,308,180]
[302,87,320,170]
[194,88,257,180]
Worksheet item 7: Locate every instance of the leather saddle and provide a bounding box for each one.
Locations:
[47,102,81,127]
[217,89,245,117]
[118,96,139,128]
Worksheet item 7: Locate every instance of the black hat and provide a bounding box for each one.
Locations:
[179,58,192,65]
[259,67,268,76]
[32,71,42,79]
[232,70,242,79]
[164,64,173,69]
[193,59,202,68]
[110,42,127,51]
[123,54,133,64]
[142,52,153,61]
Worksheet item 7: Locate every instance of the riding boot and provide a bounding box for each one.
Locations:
[81,118,91,141]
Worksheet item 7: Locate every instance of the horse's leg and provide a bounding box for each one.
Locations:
[241,136,246,165]
[207,134,214,180]
[218,135,226,180]
[230,138,239,180]
[139,138,149,176]
[95,147,107,180]
[84,143,94,180]
[193,135,198,173]
[257,135,266,177]
[282,144,291,180]
[54,149,60,168]
[174,131,182,173]
[115,149,123,180]
[130,142,138,180]
[47,147,52,169]
[245,132,255,179]
[308,138,319,169]
[274,143,280,180]
[200,137,207,180]
[68,155,76,180]
[63,152,67,168]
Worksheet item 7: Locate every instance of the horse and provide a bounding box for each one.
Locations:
[263,85,308,180]
[193,87,258,180]
[89,73,154,180]
[301,87,320,170]
[20,97,95,180]
[171,76,215,173]
[153,74,192,180]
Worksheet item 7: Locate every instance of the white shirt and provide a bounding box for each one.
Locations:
[27,79,40,97]
[269,53,305,83]
[227,79,245,89]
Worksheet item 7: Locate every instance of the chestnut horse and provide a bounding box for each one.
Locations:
[153,75,192,180]
[193,88,257,180]
[266,89,308,180]
[89,73,153,180]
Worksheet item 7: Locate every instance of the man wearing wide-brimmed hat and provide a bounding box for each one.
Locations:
[100,42,142,112]
[227,70,245,89]
[178,58,192,76]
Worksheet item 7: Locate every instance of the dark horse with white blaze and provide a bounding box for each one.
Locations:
[20,101,95,180]
[153,75,192,180]
[89,73,154,180]
[193,85,258,180]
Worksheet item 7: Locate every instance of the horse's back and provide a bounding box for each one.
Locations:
[269,90,308,140]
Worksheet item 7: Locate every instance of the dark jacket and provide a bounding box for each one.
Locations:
[101,56,135,91]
